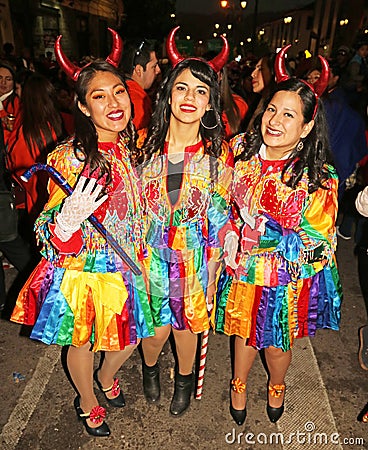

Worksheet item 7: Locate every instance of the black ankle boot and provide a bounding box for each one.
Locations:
[170,372,193,417]
[142,362,160,403]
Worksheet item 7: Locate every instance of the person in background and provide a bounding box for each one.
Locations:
[227,60,247,99]
[2,42,18,70]
[305,68,321,84]
[220,65,248,140]
[120,38,161,132]
[245,53,277,132]
[203,53,248,140]
[16,47,35,73]
[239,64,260,128]
[11,30,154,437]
[341,37,368,119]
[216,47,342,426]
[321,64,368,242]
[333,45,352,85]
[294,50,312,78]
[0,63,21,145]
[139,26,232,417]
[6,73,67,228]
[54,81,75,136]
[0,111,33,315]
[354,187,368,423]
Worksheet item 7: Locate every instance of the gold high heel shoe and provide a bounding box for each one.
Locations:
[229,377,247,426]
[267,383,286,423]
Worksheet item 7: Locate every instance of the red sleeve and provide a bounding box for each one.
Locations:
[233,94,249,120]
[48,223,84,256]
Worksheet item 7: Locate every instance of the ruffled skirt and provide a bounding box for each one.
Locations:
[144,246,211,333]
[214,262,342,351]
[11,257,155,351]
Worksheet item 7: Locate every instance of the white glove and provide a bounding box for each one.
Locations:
[224,231,239,269]
[356,186,368,217]
[54,174,108,242]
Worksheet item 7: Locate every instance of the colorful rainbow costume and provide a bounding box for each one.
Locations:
[11,136,154,351]
[215,135,342,351]
[141,141,233,333]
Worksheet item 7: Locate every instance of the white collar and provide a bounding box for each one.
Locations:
[0,90,13,103]
[259,143,291,161]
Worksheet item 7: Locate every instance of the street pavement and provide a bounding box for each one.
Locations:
[0,237,367,450]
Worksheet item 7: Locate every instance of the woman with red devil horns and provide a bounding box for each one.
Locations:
[139,26,233,416]
[11,28,155,437]
[214,45,342,425]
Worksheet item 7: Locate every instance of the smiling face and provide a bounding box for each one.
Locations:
[78,70,131,142]
[169,68,211,126]
[261,90,314,159]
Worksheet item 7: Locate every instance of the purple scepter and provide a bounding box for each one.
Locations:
[21,163,142,276]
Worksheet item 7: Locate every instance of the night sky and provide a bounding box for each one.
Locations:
[176,0,313,15]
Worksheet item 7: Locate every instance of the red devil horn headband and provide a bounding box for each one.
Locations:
[274,45,330,97]
[55,28,123,81]
[313,55,330,97]
[274,44,292,83]
[166,26,229,72]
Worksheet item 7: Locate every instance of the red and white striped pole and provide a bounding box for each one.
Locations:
[195,329,209,400]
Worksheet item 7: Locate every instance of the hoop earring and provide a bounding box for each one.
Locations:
[163,106,169,123]
[296,141,304,152]
[200,109,219,130]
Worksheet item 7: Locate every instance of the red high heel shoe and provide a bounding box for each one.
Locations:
[93,369,125,407]
[74,396,110,437]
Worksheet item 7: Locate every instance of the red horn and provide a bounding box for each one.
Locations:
[105,28,123,68]
[313,55,330,97]
[54,35,82,82]
[274,44,292,83]
[208,35,230,72]
[166,26,184,67]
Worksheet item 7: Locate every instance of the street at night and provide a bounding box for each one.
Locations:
[0,237,367,449]
[0,0,367,449]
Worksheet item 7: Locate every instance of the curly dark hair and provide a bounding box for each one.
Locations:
[73,60,138,182]
[236,78,334,193]
[142,58,225,163]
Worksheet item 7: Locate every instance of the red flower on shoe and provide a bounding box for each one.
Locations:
[111,378,121,397]
[89,406,106,424]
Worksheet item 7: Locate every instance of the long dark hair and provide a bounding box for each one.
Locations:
[257,53,277,99]
[143,58,224,162]
[73,60,137,179]
[237,78,334,193]
[221,66,242,136]
[21,73,64,154]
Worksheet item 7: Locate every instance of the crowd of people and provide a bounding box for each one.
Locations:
[1,25,367,435]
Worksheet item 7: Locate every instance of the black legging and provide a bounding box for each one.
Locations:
[357,218,368,318]
[0,233,35,315]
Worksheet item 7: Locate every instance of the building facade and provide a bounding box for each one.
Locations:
[2,0,124,61]
[257,0,368,57]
